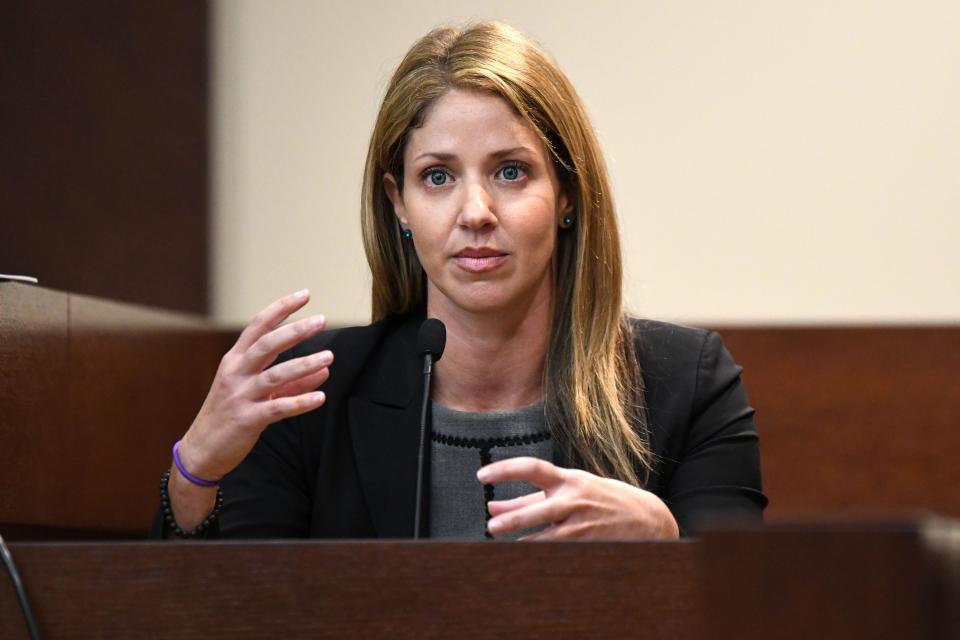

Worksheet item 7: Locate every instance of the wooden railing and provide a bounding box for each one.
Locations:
[1,520,956,639]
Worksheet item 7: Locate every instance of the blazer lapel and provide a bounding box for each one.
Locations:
[346,315,423,538]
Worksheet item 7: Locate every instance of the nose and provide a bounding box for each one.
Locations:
[456,182,496,230]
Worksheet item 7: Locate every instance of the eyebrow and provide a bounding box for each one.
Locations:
[413,146,536,163]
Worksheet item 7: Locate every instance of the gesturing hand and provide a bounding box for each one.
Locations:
[479,457,679,541]
[178,289,333,481]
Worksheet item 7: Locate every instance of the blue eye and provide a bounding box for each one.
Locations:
[428,170,447,186]
[499,163,526,181]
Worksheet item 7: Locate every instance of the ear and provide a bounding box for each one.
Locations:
[556,184,575,221]
[383,173,408,226]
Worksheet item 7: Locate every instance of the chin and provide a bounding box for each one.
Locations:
[452,292,517,315]
[427,267,553,317]
[443,280,550,317]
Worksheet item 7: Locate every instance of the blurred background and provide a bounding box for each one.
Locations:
[4,0,958,326]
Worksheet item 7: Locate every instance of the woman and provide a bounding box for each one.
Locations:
[155,22,765,540]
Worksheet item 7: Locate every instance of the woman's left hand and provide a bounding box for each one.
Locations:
[479,457,680,541]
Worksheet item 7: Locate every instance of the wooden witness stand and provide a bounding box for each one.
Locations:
[1,522,958,639]
[2,282,959,638]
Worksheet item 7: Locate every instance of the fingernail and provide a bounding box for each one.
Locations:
[309,315,325,329]
[318,350,333,365]
[487,518,502,534]
[294,289,309,299]
[477,468,491,483]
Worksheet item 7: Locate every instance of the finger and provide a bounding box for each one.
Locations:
[255,350,333,395]
[241,314,327,373]
[476,457,566,490]
[269,366,331,400]
[487,496,572,537]
[256,390,326,424]
[487,491,545,517]
[234,290,311,353]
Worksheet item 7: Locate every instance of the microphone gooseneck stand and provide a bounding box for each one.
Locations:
[413,319,446,539]
[0,532,42,640]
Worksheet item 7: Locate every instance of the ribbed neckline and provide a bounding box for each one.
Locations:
[431,401,547,440]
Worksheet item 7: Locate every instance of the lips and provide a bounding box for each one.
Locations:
[452,247,509,273]
[456,247,506,258]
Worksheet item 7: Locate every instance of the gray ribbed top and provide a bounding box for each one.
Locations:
[429,401,552,539]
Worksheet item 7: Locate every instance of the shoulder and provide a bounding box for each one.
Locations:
[629,318,713,368]
[628,319,766,530]
[627,317,749,456]
[628,319,735,398]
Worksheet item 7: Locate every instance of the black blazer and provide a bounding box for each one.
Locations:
[152,314,766,538]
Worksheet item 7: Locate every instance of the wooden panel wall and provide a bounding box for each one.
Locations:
[0,1,208,314]
[0,283,236,538]
[719,326,960,519]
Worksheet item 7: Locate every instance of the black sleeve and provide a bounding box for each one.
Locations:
[215,412,314,537]
[663,331,767,536]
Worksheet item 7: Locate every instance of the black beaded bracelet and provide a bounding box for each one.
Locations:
[159,469,224,539]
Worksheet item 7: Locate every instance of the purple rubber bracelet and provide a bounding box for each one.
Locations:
[172,440,221,488]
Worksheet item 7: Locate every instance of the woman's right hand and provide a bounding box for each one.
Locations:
[179,289,332,481]
[171,290,332,519]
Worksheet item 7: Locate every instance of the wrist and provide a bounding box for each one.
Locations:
[652,497,680,540]
[161,469,222,537]
[169,463,219,498]
[629,485,679,540]
[168,464,218,529]
[177,434,225,483]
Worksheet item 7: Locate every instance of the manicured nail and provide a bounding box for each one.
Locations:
[294,289,309,299]
[477,468,491,483]
[309,315,325,329]
[318,350,333,365]
[487,518,502,534]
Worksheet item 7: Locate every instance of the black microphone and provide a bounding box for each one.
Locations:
[414,318,446,539]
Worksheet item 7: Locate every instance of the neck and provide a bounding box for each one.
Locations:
[428,281,553,412]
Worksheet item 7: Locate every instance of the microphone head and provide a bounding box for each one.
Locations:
[417,318,446,362]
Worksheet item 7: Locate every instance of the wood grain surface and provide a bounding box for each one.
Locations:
[0,283,236,537]
[702,519,960,640]
[718,326,960,518]
[1,523,955,639]
[0,540,700,640]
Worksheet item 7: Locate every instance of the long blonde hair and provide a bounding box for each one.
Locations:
[361,22,651,485]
